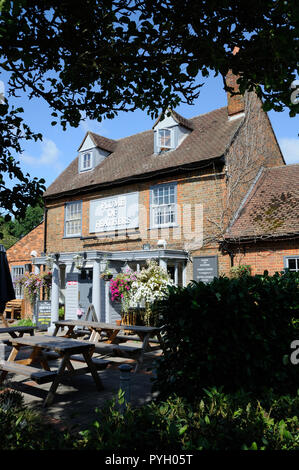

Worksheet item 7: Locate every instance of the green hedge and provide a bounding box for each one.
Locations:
[153,271,299,402]
[1,388,298,450]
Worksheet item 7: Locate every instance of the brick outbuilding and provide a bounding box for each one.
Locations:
[223,164,299,275]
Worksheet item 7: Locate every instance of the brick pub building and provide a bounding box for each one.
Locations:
[29,69,291,331]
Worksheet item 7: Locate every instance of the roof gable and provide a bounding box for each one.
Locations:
[78,131,117,153]
[153,109,194,131]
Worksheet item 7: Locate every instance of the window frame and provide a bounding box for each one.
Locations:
[79,150,93,172]
[150,182,177,229]
[64,201,82,238]
[11,265,24,299]
[284,256,299,272]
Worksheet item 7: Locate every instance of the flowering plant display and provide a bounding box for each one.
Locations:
[111,260,173,325]
[129,259,173,310]
[14,271,52,303]
[109,268,137,313]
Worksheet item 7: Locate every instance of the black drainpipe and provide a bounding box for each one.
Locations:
[43,208,48,254]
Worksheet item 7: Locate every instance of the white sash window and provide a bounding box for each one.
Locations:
[65,201,82,237]
[151,183,177,228]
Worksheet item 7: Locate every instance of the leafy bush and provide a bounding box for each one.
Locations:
[0,387,68,450]
[74,390,299,451]
[153,271,299,402]
[0,387,298,450]
[230,264,251,278]
[16,319,35,327]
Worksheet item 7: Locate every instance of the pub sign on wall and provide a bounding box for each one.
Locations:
[89,192,139,233]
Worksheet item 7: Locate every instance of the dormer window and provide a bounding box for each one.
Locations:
[158,129,173,151]
[83,152,91,169]
[80,151,93,171]
[153,110,193,155]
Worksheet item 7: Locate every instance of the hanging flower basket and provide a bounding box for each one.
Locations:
[14,272,52,304]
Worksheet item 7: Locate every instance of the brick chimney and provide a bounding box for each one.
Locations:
[226,47,245,119]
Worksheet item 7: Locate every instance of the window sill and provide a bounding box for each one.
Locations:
[148,224,179,230]
[63,235,82,239]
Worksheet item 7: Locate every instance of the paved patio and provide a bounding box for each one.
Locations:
[0,323,161,431]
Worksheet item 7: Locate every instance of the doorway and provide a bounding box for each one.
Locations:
[78,268,93,317]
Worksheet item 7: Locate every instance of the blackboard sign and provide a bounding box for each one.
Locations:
[35,300,51,331]
[193,256,218,283]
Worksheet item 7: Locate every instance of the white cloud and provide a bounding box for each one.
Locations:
[21,138,63,172]
[79,113,109,135]
[279,137,299,165]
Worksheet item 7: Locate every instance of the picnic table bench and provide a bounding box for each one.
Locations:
[0,326,35,348]
[0,335,110,407]
[0,326,35,339]
[3,299,24,324]
[53,320,163,372]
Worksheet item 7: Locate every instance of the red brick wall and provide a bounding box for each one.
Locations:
[46,167,226,250]
[233,239,299,275]
[7,222,44,267]
[226,70,245,117]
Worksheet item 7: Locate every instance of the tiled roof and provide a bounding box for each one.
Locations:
[88,133,117,153]
[152,109,194,130]
[226,164,299,240]
[44,106,243,198]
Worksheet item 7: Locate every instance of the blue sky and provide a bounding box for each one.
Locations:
[3,73,299,190]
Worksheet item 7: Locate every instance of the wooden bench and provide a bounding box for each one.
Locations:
[0,326,35,340]
[92,342,141,356]
[0,361,57,384]
[3,299,25,323]
[43,351,111,371]
[69,354,110,370]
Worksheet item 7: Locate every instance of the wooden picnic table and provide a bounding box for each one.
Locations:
[0,325,35,339]
[0,335,109,407]
[53,320,163,372]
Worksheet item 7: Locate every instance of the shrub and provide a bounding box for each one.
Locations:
[16,319,35,327]
[74,390,299,451]
[0,387,298,450]
[230,264,251,278]
[0,387,68,450]
[152,271,299,402]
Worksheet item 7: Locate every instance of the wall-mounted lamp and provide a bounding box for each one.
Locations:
[100,255,110,273]
[45,254,54,269]
[73,253,84,270]
[121,260,131,273]
[157,239,167,249]
[45,253,60,269]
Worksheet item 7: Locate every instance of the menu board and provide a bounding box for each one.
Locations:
[36,300,51,331]
[193,256,218,283]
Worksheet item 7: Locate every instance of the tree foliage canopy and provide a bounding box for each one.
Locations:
[0,202,44,249]
[0,0,298,216]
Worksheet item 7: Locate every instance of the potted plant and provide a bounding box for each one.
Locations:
[100,256,113,280]
[128,260,173,326]
[101,270,113,281]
